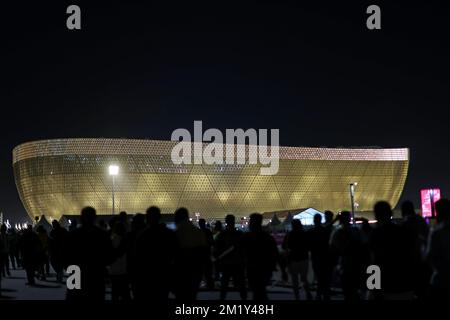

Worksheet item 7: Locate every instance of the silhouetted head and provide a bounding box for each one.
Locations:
[225,214,235,229]
[214,220,223,232]
[291,219,303,231]
[146,206,161,226]
[324,210,334,224]
[132,213,146,231]
[52,220,60,229]
[199,218,206,229]
[249,213,263,232]
[174,207,190,225]
[0,224,7,233]
[374,201,392,223]
[313,214,322,226]
[119,211,128,223]
[339,211,351,225]
[435,198,450,224]
[401,200,416,218]
[80,206,97,227]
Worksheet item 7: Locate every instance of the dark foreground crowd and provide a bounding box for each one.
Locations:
[1,199,450,301]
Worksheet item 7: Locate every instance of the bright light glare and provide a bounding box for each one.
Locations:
[109,165,119,176]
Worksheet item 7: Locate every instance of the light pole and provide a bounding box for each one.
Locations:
[109,165,119,215]
[349,182,357,224]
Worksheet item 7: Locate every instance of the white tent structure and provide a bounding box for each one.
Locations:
[293,208,325,226]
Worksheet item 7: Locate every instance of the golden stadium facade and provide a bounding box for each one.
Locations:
[13,138,409,220]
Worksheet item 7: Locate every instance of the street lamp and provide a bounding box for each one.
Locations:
[349,182,357,224]
[109,165,119,215]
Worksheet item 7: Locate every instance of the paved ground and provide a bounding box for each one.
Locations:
[0,269,66,300]
[0,268,343,300]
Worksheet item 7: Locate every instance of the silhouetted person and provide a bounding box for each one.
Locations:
[118,211,130,232]
[36,225,50,280]
[402,201,429,245]
[0,224,10,277]
[132,206,177,302]
[282,219,311,300]
[357,217,373,299]
[330,211,363,300]
[214,214,247,300]
[126,213,146,297]
[324,210,336,229]
[401,200,430,299]
[19,225,42,285]
[369,201,416,299]
[173,207,207,301]
[212,219,224,282]
[109,221,130,301]
[65,207,114,301]
[308,214,332,300]
[426,198,450,299]
[8,229,21,269]
[324,210,338,296]
[49,220,68,283]
[213,220,223,239]
[0,232,3,292]
[242,213,280,301]
[199,218,214,289]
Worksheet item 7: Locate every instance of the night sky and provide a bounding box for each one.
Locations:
[2,1,450,222]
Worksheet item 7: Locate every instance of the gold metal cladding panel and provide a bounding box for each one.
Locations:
[13,139,409,163]
[13,139,409,220]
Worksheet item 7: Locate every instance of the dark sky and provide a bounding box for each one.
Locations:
[2,1,450,222]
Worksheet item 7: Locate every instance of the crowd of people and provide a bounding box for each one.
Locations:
[0,198,450,301]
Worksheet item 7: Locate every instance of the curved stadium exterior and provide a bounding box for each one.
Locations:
[13,138,409,221]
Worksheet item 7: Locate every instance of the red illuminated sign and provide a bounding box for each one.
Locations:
[421,188,441,218]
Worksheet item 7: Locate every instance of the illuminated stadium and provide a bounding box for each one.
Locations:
[13,139,409,220]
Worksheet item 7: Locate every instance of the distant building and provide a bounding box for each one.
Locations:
[13,138,409,220]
